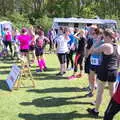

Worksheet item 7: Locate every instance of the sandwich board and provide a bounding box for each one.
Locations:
[6,64,20,91]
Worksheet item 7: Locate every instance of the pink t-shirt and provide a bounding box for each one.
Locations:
[5,31,12,41]
[36,36,49,47]
[18,34,31,50]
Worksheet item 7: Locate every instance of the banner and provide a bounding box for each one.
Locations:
[6,64,20,90]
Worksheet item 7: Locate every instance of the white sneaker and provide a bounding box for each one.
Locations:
[67,67,74,71]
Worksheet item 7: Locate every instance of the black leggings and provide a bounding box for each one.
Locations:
[57,53,67,64]
[104,99,120,120]
[49,39,54,50]
[66,50,74,68]
[4,41,13,54]
[74,53,84,72]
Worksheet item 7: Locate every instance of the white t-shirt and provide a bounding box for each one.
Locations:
[56,35,69,53]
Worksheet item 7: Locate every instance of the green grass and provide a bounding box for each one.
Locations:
[0,54,120,120]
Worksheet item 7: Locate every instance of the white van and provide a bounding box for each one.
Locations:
[0,21,12,35]
[0,21,12,49]
[52,18,117,30]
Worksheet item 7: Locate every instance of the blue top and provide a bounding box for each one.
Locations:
[68,34,75,46]
[93,39,104,48]
[90,40,104,66]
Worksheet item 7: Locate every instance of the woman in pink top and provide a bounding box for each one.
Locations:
[35,29,49,72]
[4,27,13,58]
[18,28,31,64]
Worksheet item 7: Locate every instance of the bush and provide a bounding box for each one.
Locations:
[0,16,9,21]
[0,14,52,33]
[8,12,31,30]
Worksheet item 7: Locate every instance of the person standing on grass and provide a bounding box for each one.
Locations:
[104,81,120,120]
[68,29,86,79]
[84,25,98,91]
[12,28,20,59]
[28,26,36,63]
[55,27,70,76]
[35,29,49,72]
[86,28,104,97]
[17,28,31,65]
[1,28,6,49]
[87,29,120,117]
[4,27,13,58]
[66,27,76,71]
[47,28,56,52]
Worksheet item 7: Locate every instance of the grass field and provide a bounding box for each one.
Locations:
[0,54,120,120]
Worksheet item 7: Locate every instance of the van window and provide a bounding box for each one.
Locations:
[74,23,79,28]
[58,23,68,26]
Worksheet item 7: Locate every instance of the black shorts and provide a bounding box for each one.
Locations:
[57,53,67,64]
[20,49,29,53]
[97,69,117,82]
[84,56,90,74]
[35,47,43,56]
[90,64,99,74]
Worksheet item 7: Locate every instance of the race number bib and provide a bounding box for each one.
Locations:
[90,55,102,66]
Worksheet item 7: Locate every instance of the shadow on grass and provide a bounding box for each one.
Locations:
[19,111,103,120]
[0,80,9,91]
[0,65,10,69]
[32,71,59,77]
[0,58,18,64]
[27,87,87,93]
[31,67,59,72]
[0,70,10,75]
[35,76,67,80]
[20,96,91,108]
[32,72,67,80]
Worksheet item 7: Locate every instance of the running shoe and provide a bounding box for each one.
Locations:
[82,86,91,91]
[85,92,94,97]
[75,73,82,78]
[67,67,74,71]
[56,72,63,76]
[63,71,66,74]
[68,75,76,80]
[36,69,42,72]
[87,108,99,117]
[43,67,47,71]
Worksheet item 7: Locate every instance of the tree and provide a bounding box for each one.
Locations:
[0,0,120,27]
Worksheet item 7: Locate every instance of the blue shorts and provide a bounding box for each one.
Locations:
[35,47,43,56]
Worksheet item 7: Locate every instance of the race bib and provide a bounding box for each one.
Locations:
[90,55,102,66]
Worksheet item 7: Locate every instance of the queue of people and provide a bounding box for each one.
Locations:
[0,24,120,120]
[54,25,120,119]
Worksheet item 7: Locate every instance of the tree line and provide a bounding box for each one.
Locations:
[0,0,120,29]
